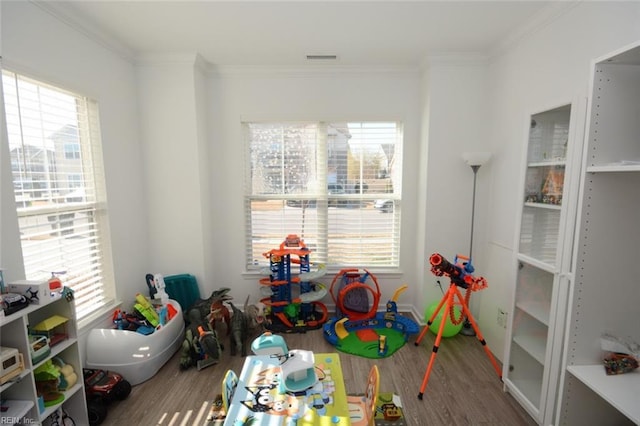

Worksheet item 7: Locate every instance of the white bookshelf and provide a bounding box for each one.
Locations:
[503,100,586,425]
[557,40,640,426]
[0,296,88,425]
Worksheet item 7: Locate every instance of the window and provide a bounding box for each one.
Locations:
[3,70,114,321]
[63,141,81,160]
[244,121,402,269]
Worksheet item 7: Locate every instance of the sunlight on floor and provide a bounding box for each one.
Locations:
[156,400,212,426]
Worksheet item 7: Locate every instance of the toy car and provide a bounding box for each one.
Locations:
[83,368,131,425]
[0,292,29,315]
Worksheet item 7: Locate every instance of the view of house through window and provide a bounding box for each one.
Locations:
[2,70,114,321]
[244,121,402,269]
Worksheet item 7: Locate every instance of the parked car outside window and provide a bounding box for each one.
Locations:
[286,184,346,208]
[374,199,393,213]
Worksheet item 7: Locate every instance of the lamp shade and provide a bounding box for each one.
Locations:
[462,152,492,167]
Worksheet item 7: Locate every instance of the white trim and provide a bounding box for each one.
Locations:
[32,0,136,62]
[208,64,421,78]
[489,1,582,59]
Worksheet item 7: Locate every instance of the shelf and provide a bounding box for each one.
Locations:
[523,202,561,210]
[40,382,84,420]
[32,337,76,370]
[506,101,580,426]
[0,297,87,424]
[567,365,640,424]
[586,164,640,173]
[515,300,549,326]
[558,41,640,426]
[0,400,34,425]
[528,160,566,167]
[513,334,546,365]
[0,304,41,327]
[516,254,555,273]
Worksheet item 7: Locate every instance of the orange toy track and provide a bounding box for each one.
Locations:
[270,302,328,328]
[329,268,381,321]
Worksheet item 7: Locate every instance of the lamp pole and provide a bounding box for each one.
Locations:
[460,152,491,336]
[468,164,480,262]
[460,163,481,336]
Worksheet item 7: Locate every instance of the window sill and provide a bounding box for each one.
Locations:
[77,299,123,332]
[241,268,404,279]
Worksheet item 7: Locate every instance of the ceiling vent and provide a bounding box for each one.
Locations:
[306,54,338,61]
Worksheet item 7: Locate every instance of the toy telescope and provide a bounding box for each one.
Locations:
[429,253,487,291]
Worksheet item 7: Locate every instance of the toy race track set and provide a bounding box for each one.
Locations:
[323,269,419,359]
[259,235,329,333]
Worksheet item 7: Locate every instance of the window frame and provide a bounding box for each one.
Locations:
[243,120,403,272]
[2,69,116,323]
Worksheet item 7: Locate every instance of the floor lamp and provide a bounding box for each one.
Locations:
[460,151,491,336]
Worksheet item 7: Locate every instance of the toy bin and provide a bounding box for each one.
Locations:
[85,299,184,385]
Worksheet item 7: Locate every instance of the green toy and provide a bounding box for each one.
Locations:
[425,302,463,338]
[34,360,65,407]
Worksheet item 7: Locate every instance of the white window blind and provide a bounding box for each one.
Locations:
[2,70,114,321]
[244,121,402,269]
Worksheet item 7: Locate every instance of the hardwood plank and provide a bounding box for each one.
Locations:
[98,328,537,426]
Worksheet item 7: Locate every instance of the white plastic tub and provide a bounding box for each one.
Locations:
[85,299,184,385]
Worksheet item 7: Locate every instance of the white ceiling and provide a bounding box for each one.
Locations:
[45,1,564,67]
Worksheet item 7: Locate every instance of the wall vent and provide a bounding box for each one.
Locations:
[306,54,338,61]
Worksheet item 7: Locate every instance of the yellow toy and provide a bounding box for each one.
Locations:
[52,357,78,390]
[134,293,159,327]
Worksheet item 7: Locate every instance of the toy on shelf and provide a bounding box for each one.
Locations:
[0,346,25,385]
[323,271,419,359]
[47,271,66,299]
[34,360,65,407]
[600,334,639,375]
[32,315,69,347]
[0,292,29,316]
[29,335,51,364]
[52,357,78,390]
[258,234,328,333]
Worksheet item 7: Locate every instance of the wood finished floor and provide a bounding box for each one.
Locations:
[99,328,536,426]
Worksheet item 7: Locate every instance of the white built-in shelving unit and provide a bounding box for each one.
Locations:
[504,100,586,425]
[557,40,640,426]
[0,296,88,425]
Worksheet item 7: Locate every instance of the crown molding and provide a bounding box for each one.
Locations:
[207,64,421,78]
[32,0,136,62]
[421,52,489,69]
[489,1,582,60]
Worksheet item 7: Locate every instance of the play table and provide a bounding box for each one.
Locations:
[223,352,350,425]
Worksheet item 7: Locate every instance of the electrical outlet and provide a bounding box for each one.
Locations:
[497,309,508,328]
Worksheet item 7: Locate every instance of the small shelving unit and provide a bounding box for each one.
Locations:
[503,101,586,425]
[557,40,640,426]
[0,296,88,425]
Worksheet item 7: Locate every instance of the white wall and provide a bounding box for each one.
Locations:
[135,55,210,298]
[419,58,492,322]
[204,68,423,308]
[0,1,148,305]
[481,1,640,359]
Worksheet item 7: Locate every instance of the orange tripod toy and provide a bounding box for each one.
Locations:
[414,253,502,399]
